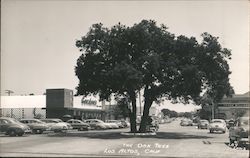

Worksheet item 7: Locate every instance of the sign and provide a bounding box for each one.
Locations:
[81,98,97,106]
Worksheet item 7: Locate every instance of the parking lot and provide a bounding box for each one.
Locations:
[0,119,248,157]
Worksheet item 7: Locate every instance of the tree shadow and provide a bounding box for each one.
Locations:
[48,131,213,140]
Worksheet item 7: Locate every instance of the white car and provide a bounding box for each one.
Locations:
[106,120,124,128]
[40,119,73,132]
[209,119,227,133]
[85,119,107,130]
[105,120,120,129]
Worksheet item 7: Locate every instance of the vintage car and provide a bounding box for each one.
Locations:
[85,119,108,130]
[67,119,90,131]
[229,117,249,147]
[226,119,235,129]
[180,119,193,126]
[121,120,130,128]
[40,118,73,132]
[105,120,120,129]
[20,119,49,134]
[209,119,227,133]
[0,117,31,136]
[198,119,209,129]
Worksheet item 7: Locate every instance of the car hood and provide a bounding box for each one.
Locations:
[210,123,224,127]
[16,122,30,129]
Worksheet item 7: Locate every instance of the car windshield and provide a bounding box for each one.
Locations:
[211,120,223,123]
[97,120,104,123]
[35,120,44,123]
[200,120,208,123]
[42,120,59,123]
[8,118,20,123]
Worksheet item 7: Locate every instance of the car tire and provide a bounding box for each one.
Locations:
[96,126,101,130]
[222,130,226,133]
[54,129,60,133]
[229,138,234,145]
[35,129,43,134]
[8,130,16,136]
[209,129,213,133]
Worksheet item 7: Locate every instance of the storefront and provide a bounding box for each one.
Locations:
[216,92,249,119]
[0,88,106,120]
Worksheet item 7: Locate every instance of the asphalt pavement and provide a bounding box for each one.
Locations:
[0,118,249,157]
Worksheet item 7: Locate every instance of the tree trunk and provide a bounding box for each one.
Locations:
[129,91,137,133]
[139,97,153,132]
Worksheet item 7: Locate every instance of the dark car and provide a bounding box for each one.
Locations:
[226,119,235,129]
[120,120,130,128]
[198,119,209,129]
[180,119,193,126]
[0,117,31,136]
[67,119,90,131]
[229,117,249,147]
[20,119,49,134]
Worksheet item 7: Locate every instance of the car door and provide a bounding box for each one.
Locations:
[76,120,83,129]
[71,120,78,129]
[87,120,96,129]
[0,119,9,132]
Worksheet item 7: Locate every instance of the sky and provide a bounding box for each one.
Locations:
[1,0,249,112]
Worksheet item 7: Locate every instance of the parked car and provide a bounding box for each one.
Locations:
[198,120,209,129]
[40,118,72,132]
[180,119,193,126]
[20,119,49,134]
[120,120,130,128]
[0,117,31,136]
[67,119,90,131]
[105,120,120,129]
[229,117,249,147]
[85,119,107,130]
[226,119,235,129]
[209,119,227,133]
[146,116,159,132]
[106,120,124,128]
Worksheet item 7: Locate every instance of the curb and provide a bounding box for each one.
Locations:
[120,132,156,136]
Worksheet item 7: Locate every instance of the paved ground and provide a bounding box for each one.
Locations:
[0,119,249,157]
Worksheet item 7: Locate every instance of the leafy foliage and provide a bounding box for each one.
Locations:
[75,20,233,132]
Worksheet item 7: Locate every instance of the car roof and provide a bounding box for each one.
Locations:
[41,118,62,121]
[211,119,225,122]
[20,119,39,120]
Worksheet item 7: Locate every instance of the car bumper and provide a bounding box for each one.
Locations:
[210,127,226,131]
[24,129,32,133]
[239,138,249,143]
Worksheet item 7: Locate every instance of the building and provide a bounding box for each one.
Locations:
[1,88,163,121]
[0,88,106,120]
[46,89,105,120]
[216,92,250,119]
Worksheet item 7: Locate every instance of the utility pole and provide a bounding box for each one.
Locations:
[211,101,214,120]
[5,90,14,96]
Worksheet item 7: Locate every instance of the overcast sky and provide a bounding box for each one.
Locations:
[1,0,249,112]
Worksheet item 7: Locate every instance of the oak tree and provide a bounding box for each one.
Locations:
[75,20,233,132]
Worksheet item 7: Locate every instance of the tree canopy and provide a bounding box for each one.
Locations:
[75,19,233,132]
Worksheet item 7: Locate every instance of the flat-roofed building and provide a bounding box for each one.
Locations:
[216,92,250,119]
[0,89,106,120]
